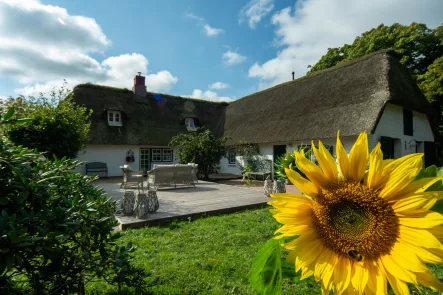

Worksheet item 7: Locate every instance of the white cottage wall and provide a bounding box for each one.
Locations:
[75,145,180,177]
[218,136,359,176]
[369,103,434,157]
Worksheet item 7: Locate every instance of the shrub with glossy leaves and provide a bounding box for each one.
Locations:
[169,127,230,180]
[0,108,151,294]
[1,82,91,159]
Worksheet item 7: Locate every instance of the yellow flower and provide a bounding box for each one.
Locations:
[269,131,443,295]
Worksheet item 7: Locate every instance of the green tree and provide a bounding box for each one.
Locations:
[0,107,152,294]
[308,23,443,131]
[1,82,91,159]
[169,127,230,180]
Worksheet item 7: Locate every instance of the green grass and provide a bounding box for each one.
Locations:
[86,208,443,295]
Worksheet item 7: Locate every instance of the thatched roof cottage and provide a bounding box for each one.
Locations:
[73,50,438,177]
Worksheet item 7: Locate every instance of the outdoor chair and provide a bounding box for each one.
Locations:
[120,166,144,191]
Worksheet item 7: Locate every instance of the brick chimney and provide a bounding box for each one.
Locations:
[132,72,147,97]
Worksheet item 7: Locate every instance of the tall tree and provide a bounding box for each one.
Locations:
[308,23,443,131]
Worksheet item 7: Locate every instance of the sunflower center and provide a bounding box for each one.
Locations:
[312,181,398,260]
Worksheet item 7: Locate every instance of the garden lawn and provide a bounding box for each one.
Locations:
[87,207,443,295]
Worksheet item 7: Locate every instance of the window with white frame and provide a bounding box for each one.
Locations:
[108,111,122,126]
[162,149,173,162]
[228,151,236,165]
[185,117,196,131]
[152,149,162,161]
[140,149,150,171]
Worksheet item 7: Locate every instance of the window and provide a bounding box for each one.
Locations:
[380,136,395,159]
[162,149,173,162]
[403,109,413,136]
[140,149,150,171]
[228,151,236,165]
[185,117,196,131]
[108,111,122,126]
[152,149,162,161]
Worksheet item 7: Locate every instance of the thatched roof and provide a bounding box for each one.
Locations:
[72,50,437,147]
[224,50,438,145]
[72,84,227,145]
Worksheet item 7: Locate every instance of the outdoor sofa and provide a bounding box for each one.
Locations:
[147,164,197,189]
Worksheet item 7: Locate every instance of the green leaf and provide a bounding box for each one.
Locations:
[248,238,283,295]
[72,196,79,206]
[3,107,15,121]
[414,165,438,180]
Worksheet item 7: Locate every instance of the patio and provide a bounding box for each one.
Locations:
[96,178,271,230]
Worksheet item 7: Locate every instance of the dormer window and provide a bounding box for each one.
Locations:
[108,111,122,126]
[185,117,196,131]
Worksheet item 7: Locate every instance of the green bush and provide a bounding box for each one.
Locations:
[169,127,230,180]
[1,83,91,159]
[0,107,151,294]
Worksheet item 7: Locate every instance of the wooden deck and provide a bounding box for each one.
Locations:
[96,179,270,230]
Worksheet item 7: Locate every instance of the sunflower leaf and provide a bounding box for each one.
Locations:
[248,238,283,295]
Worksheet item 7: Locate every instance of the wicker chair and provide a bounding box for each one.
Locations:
[120,166,144,191]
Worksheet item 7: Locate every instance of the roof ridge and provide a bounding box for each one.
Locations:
[73,83,228,105]
[229,49,396,105]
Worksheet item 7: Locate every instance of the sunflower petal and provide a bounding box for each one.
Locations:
[295,150,329,189]
[389,242,429,273]
[393,177,443,200]
[348,132,368,182]
[314,248,335,282]
[293,237,324,272]
[336,131,351,180]
[379,154,424,199]
[399,212,443,229]
[374,261,388,295]
[385,270,410,295]
[322,253,338,295]
[273,211,312,226]
[285,168,319,198]
[334,258,351,295]
[416,271,443,292]
[392,192,439,214]
[397,238,443,264]
[380,254,415,283]
[365,143,383,189]
[351,262,369,294]
[399,225,443,250]
[428,225,443,241]
[274,223,312,239]
[312,140,338,182]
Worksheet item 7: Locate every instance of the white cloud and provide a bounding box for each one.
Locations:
[203,24,224,37]
[209,82,230,90]
[223,50,247,66]
[187,89,234,102]
[185,12,204,22]
[248,0,443,89]
[146,71,179,93]
[239,0,274,29]
[186,12,224,37]
[0,0,178,96]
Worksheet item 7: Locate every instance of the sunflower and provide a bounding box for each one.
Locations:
[269,131,443,295]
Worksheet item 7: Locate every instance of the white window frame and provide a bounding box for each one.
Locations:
[140,149,150,171]
[185,117,196,131]
[228,151,236,165]
[108,111,122,126]
[162,149,173,162]
[152,149,162,162]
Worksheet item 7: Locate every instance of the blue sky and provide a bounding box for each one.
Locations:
[0,0,442,101]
